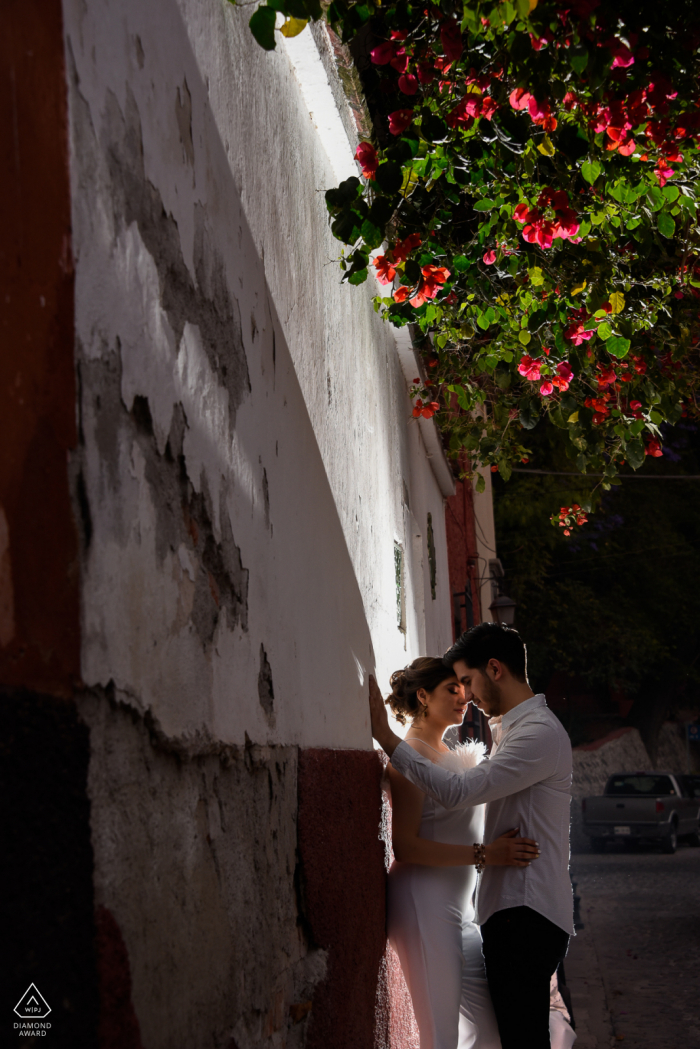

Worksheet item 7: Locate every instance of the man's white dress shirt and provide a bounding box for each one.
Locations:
[390,694,574,935]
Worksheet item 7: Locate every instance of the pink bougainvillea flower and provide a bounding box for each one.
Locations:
[388,109,414,136]
[355,141,378,180]
[645,438,663,457]
[410,264,450,306]
[518,355,541,381]
[370,41,396,65]
[565,322,595,346]
[509,87,532,111]
[513,202,531,224]
[392,232,421,263]
[654,163,674,187]
[440,19,463,63]
[398,74,419,95]
[563,90,578,111]
[557,361,574,383]
[632,355,647,375]
[373,255,397,285]
[483,249,497,265]
[540,380,554,396]
[480,96,498,120]
[597,364,617,388]
[443,290,458,305]
[417,61,435,85]
[523,218,556,249]
[390,50,409,74]
[616,137,636,156]
[610,40,635,69]
[393,286,411,303]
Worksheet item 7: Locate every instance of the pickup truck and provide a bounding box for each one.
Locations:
[582,772,700,853]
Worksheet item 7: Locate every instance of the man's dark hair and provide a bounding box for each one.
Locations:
[443,622,528,682]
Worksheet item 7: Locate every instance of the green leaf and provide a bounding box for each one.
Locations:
[597,322,612,340]
[519,399,540,430]
[515,0,530,17]
[475,473,486,494]
[570,50,589,75]
[626,439,645,470]
[647,186,664,212]
[528,266,545,286]
[663,185,680,203]
[607,336,631,359]
[375,161,403,195]
[657,212,676,238]
[581,160,602,185]
[249,5,277,50]
[649,410,663,425]
[347,268,368,285]
[452,255,469,272]
[474,199,496,211]
[499,459,513,481]
[477,313,491,330]
[629,419,645,437]
[518,330,531,345]
[360,219,383,250]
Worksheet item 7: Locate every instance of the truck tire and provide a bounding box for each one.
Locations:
[661,821,678,855]
[590,837,606,853]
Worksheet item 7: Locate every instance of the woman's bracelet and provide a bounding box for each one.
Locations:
[473,842,486,874]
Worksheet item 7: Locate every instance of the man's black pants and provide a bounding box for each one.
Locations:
[481,906,570,1049]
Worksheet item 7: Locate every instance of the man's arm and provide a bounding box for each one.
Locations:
[390,723,561,809]
[368,675,402,756]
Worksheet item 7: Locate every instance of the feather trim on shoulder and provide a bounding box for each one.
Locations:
[438,739,487,771]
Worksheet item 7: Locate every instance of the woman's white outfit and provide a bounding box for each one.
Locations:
[387,740,576,1049]
[387,741,501,1049]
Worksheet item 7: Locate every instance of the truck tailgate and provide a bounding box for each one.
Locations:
[585,797,658,823]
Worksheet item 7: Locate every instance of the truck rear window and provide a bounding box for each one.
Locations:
[606,775,675,796]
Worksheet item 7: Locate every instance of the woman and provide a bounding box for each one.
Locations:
[385,657,575,1049]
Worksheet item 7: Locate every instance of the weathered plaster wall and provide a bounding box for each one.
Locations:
[57,0,458,1043]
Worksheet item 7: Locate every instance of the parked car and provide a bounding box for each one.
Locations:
[582,772,700,853]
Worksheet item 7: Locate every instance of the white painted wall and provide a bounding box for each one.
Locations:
[64,0,454,750]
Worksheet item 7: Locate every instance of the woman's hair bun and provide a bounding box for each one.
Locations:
[385,656,455,726]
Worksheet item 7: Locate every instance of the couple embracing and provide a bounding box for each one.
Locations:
[369,622,575,1049]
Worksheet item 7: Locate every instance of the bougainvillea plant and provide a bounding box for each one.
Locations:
[243,0,700,525]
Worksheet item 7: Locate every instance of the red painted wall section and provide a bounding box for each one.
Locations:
[0,0,80,696]
[95,906,145,1049]
[298,748,390,1049]
[445,473,481,638]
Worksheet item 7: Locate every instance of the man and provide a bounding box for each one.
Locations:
[369,622,573,1049]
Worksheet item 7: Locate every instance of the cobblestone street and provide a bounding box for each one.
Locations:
[566,845,700,1048]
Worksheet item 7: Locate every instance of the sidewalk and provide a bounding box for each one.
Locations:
[565,906,614,1049]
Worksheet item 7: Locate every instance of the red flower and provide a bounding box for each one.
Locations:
[518,355,541,381]
[645,438,663,457]
[654,163,674,187]
[417,61,435,85]
[398,74,419,95]
[523,217,556,249]
[370,41,396,65]
[390,50,409,74]
[540,380,554,396]
[513,202,531,224]
[410,264,450,307]
[388,109,414,136]
[355,141,378,180]
[392,233,422,263]
[412,398,440,419]
[440,20,463,63]
[632,355,647,375]
[483,249,497,265]
[480,96,498,120]
[373,255,396,286]
[393,286,411,303]
[565,320,595,345]
[597,364,617,388]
